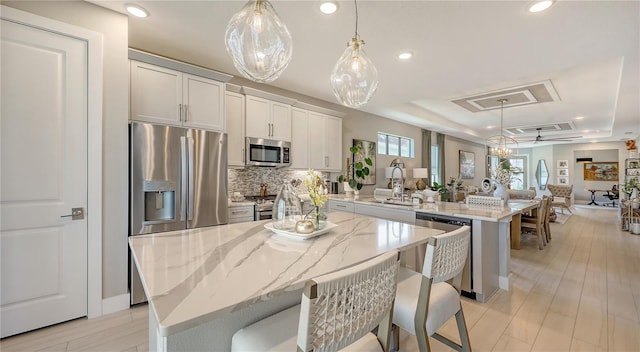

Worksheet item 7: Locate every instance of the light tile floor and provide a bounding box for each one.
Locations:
[2,206,638,351]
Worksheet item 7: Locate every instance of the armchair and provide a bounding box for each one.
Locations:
[547,184,573,214]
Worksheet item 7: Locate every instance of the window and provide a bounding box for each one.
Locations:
[377,132,414,158]
[431,145,440,185]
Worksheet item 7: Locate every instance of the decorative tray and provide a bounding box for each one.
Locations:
[264,221,337,240]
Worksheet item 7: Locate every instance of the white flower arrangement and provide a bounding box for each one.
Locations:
[304,169,328,207]
[493,167,512,185]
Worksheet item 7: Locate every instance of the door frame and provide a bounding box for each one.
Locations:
[1,6,103,318]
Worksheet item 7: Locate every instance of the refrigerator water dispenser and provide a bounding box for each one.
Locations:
[143,180,176,221]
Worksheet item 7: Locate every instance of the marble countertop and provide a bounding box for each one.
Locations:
[129,211,444,337]
[328,195,537,222]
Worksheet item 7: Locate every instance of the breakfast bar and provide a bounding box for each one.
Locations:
[129,211,444,351]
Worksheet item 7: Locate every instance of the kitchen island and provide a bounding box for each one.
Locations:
[129,211,444,352]
[328,196,538,301]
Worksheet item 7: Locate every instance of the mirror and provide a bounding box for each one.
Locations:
[536,160,549,190]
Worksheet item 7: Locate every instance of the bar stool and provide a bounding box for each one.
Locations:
[231,251,400,352]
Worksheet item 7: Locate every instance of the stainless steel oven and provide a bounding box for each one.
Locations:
[246,196,275,220]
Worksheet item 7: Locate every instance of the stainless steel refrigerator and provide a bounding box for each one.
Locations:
[129,122,228,304]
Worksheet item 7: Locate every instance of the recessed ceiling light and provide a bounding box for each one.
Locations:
[320,2,338,14]
[126,4,148,18]
[528,0,554,13]
[397,51,414,60]
[575,116,584,120]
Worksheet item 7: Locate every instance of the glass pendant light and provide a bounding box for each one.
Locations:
[330,0,378,108]
[225,0,293,83]
[487,99,518,158]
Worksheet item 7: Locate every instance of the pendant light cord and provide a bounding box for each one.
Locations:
[354,0,359,39]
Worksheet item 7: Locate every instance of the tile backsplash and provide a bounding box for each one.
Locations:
[228,168,330,197]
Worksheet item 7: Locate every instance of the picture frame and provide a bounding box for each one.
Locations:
[459,150,475,179]
[557,160,569,169]
[627,168,640,176]
[583,161,618,181]
[557,169,568,177]
[352,139,376,185]
[558,176,569,185]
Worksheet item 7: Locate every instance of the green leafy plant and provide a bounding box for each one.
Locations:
[337,146,372,191]
[430,181,450,201]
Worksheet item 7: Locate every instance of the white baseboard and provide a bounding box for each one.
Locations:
[102,293,130,315]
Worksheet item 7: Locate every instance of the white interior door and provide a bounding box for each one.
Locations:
[1,17,88,338]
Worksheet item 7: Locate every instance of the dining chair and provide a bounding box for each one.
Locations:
[230,251,400,352]
[521,196,549,249]
[391,226,471,352]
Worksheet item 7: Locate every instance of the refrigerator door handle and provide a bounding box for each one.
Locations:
[187,136,195,221]
[180,136,187,221]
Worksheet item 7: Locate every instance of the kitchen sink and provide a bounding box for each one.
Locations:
[368,198,415,207]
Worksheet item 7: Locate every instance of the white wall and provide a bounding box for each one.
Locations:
[531,141,629,204]
[4,1,130,300]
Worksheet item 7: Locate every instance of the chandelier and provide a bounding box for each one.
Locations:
[329,0,378,108]
[486,99,518,158]
[225,0,293,83]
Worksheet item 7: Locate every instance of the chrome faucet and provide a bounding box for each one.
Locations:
[391,166,405,202]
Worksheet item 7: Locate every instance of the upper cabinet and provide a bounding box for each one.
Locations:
[245,95,292,141]
[226,90,245,167]
[290,107,342,172]
[128,50,231,132]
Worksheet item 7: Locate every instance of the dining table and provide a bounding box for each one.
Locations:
[129,211,444,352]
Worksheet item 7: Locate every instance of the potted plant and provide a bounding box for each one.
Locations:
[430,181,450,202]
[337,145,372,194]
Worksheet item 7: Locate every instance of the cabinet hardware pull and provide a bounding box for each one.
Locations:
[179,104,183,121]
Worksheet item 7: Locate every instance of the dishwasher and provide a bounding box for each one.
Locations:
[415,212,475,299]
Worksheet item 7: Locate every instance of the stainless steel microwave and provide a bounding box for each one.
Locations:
[245,137,291,167]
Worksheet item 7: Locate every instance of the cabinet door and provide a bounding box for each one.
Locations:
[130,60,182,125]
[270,101,292,141]
[245,95,270,139]
[182,73,224,131]
[325,115,342,171]
[308,112,326,169]
[226,92,245,166]
[290,108,309,169]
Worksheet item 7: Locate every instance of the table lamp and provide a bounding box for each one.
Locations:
[413,168,429,190]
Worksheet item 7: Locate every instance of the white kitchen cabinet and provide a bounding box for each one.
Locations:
[290,107,309,169]
[226,91,245,167]
[327,199,355,213]
[290,107,342,171]
[130,60,225,131]
[228,204,255,224]
[245,95,291,141]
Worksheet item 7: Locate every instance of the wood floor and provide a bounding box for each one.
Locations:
[2,206,639,352]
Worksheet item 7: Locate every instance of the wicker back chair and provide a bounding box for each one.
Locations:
[392,226,472,352]
[231,251,400,352]
[547,184,574,214]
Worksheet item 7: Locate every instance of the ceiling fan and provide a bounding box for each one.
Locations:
[520,128,583,143]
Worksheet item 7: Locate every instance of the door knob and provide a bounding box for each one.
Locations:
[61,207,84,220]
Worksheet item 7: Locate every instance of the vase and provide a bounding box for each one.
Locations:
[305,205,327,230]
[493,184,509,205]
[343,182,354,196]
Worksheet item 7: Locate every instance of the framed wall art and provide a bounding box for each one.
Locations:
[352,139,376,184]
[459,150,475,179]
[557,168,568,177]
[557,160,569,169]
[583,161,618,181]
[558,176,569,185]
